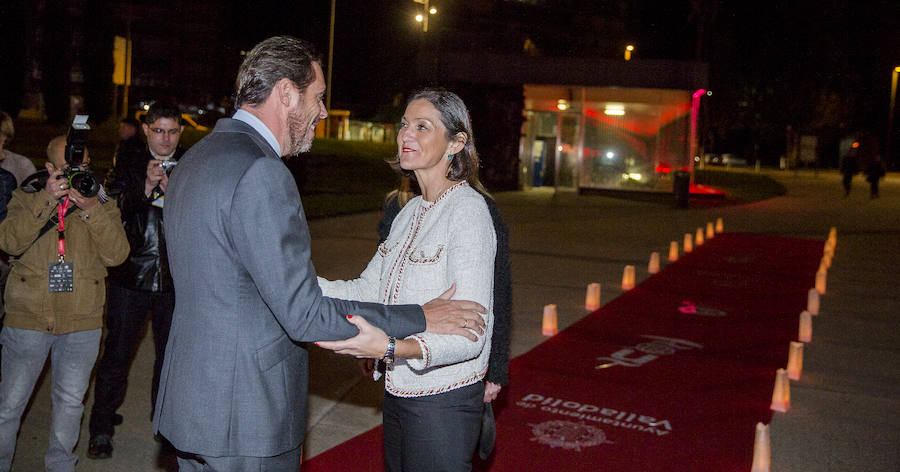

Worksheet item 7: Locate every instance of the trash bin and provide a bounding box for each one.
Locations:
[673,170,690,209]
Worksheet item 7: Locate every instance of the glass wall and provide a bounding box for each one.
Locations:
[521,85,694,192]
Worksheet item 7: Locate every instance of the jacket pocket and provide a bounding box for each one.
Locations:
[4,274,43,316]
[73,276,106,319]
[256,333,299,372]
[404,244,446,292]
[378,239,400,257]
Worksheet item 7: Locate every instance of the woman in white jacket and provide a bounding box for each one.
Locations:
[317,89,495,471]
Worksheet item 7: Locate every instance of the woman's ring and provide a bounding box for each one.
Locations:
[59,183,66,190]
[463,319,468,329]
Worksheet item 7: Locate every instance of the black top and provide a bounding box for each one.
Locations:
[105,145,184,291]
[0,168,17,222]
[379,189,511,386]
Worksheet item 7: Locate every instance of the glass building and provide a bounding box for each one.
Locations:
[521,85,694,192]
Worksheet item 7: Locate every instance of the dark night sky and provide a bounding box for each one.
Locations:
[2,0,897,161]
[222,1,899,133]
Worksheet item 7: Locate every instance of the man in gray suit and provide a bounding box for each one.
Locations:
[153,36,487,470]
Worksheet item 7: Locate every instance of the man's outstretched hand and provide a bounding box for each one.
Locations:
[422,284,487,342]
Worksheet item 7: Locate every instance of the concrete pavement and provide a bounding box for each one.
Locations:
[8,169,899,471]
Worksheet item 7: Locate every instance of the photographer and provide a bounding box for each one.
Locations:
[0,135,128,471]
[88,103,184,459]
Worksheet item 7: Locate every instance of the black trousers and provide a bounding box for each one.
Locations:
[383,382,485,472]
[842,172,854,195]
[89,285,174,437]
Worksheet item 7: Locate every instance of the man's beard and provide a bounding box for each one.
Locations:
[287,110,316,156]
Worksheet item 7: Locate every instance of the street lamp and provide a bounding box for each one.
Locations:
[887,66,900,169]
[624,44,634,61]
[413,0,437,32]
[325,0,336,137]
[689,89,709,175]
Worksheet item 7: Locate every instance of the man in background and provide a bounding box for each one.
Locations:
[0,111,37,322]
[116,117,144,155]
[88,103,185,459]
[0,111,37,187]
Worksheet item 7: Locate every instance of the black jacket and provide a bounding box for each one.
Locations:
[106,145,184,291]
[0,168,16,221]
[379,189,512,386]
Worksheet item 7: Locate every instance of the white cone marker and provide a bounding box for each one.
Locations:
[542,304,558,336]
[799,310,812,342]
[621,265,635,290]
[815,269,827,294]
[585,283,601,311]
[648,252,660,274]
[750,422,771,472]
[770,368,790,412]
[787,341,804,380]
[807,288,820,315]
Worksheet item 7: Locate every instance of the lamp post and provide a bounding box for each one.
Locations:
[413,0,437,32]
[624,44,634,61]
[887,66,900,169]
[324,0,336,138]
[690,89,711,178]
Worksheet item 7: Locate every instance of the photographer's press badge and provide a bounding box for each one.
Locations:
[51,194,74,292]
[49,262,74,292]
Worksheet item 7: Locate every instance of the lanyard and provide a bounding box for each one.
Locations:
[57,196,70,262]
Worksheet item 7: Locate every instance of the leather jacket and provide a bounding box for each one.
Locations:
[106,145,184,291]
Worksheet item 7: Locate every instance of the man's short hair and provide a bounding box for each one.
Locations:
[234,36,322,109]
[0,111,14,145]
[144,103,181,125]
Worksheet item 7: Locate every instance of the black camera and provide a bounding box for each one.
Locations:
[18,115,101,198]
[59,115,100,198]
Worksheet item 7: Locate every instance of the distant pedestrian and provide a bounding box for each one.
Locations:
[857,133,883,199]
[865,154,885,199]
[839,143,859,197]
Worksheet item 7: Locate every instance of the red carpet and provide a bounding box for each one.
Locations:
[302,233,822,471]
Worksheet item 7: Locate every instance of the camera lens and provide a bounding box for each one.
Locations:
[68,171,100,198]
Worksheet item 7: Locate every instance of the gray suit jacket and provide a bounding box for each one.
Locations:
[152,118,425,457]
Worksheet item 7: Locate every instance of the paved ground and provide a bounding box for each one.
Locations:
[8,169,899,471]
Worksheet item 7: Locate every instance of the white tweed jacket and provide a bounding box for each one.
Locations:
[318,181,496,397]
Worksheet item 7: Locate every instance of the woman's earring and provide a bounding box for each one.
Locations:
[447,153,454,159]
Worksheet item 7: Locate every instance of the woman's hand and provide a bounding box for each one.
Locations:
[316,315,389,359]
[484,381,502,403]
